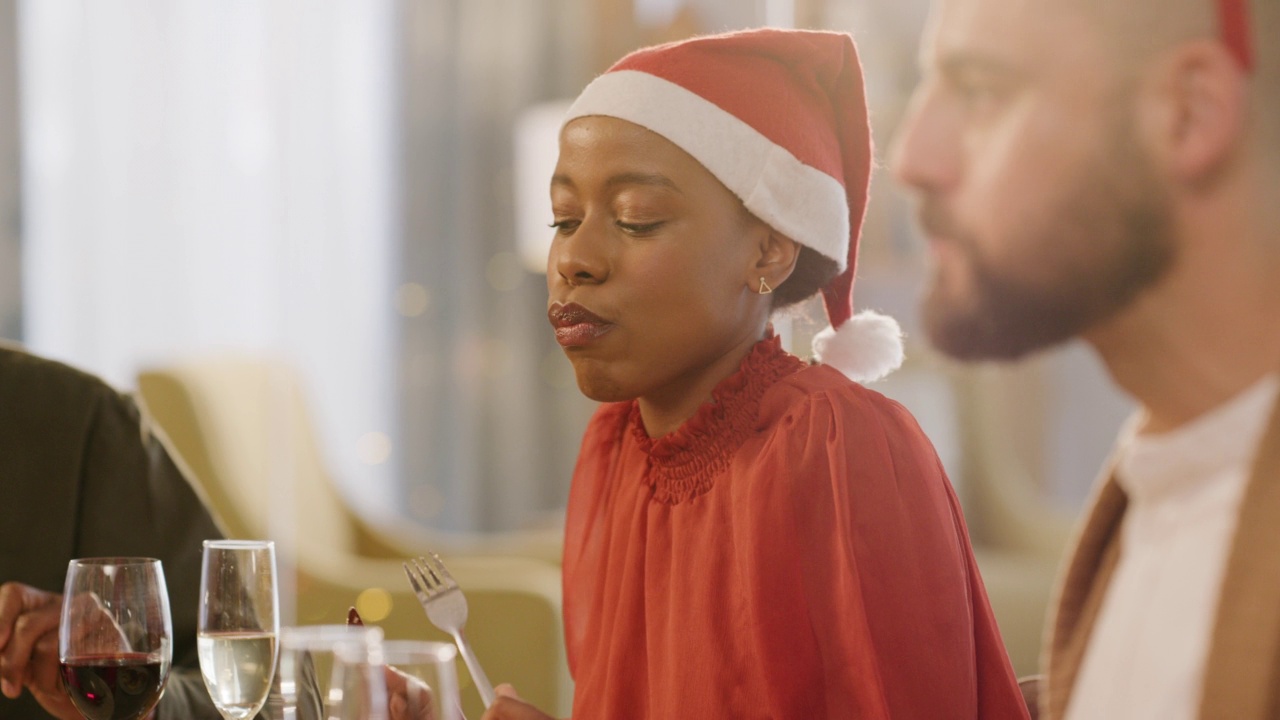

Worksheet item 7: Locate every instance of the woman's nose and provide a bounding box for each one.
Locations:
[549,220,609,286]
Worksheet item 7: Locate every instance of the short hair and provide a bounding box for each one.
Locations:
[1080,0,1278,161]
[772,246,839,311]
[1081,0,1215,66]
[1253,0,1280,160]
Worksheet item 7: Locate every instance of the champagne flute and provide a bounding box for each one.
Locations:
[59,557,173,720]
[198,540,280,720]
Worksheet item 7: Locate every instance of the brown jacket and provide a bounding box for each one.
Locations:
[0,344,227,719]
[1044,395,1280,719]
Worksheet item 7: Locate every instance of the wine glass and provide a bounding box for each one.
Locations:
[336,640,462,720]
[59,557,173,720]
[198,540,280,720]
[268,624,384,720]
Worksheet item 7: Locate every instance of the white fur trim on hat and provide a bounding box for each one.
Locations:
[565,70,851,272]
[812,311,904,383]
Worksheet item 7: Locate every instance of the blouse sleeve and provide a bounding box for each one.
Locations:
[561,402,633,680]
[733,387,1026,720]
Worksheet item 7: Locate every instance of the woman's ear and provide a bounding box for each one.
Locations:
[750,226,801,293]
[1138,39,1248,184]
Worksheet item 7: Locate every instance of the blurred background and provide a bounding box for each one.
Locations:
[0,0,1135,702]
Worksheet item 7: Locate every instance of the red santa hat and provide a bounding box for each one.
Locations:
[1217,0,1254,71]
[562,28,903,383]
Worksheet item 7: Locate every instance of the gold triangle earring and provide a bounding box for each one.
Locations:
[758,277,774,295]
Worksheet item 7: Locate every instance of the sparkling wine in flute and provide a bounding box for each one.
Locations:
[198,540,279,720]
[197,631,278,720]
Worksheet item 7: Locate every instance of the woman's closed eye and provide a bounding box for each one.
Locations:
[548,217,665,236]
[550,218,581,235]
[616,220,664,236]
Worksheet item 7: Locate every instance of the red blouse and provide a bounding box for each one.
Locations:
[562,337,1028,719]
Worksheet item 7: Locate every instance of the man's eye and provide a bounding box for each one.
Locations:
[952,76,1008,111]
[962,85,998,104]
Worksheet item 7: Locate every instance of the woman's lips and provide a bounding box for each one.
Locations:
[548,302,614,347]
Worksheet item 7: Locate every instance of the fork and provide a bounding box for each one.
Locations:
[403,553,497,708]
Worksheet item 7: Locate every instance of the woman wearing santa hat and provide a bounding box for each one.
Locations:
[485,28,1028,720]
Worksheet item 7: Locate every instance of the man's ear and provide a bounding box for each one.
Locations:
[1137,39,1248,184]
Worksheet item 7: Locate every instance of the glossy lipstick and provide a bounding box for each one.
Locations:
[549,302,614,348]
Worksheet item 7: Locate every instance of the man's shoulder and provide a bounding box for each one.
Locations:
[0,341,127,419]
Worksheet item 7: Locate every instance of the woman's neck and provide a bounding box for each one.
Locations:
[637,329,767,438]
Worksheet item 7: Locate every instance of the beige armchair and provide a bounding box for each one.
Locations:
[952,361,1078,676]
[136,357,572,718]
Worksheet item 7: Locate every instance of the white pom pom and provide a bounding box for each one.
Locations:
[812,311,905,383]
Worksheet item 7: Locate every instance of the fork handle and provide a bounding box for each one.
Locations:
[453,628,496,708]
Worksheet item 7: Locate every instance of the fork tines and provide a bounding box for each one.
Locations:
[402,561,428,597]
[424,552,458,586]
[403,553,458,596]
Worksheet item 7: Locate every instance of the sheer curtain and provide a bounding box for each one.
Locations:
[18,0,603,535]
[0,0,18,340]
[397,0,595,533]
[18,0,402,519]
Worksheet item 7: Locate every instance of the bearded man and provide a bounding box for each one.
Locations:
[892,0,1280,717]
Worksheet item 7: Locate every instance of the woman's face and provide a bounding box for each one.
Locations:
[547,116,771,407]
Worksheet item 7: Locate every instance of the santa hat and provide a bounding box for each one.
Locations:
[1217,0,1254,72]
[563,28,903,383]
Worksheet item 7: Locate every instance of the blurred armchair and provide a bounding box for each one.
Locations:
[951,361,1078,676]
[136,357,572,718]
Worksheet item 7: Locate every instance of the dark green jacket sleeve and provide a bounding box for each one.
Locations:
[78,385,227,720]
[0,347,228,720]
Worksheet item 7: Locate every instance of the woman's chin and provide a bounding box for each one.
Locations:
[573,370,632,404]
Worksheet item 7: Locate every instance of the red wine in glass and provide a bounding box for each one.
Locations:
[59,558,173,720]
[59,653,165,720]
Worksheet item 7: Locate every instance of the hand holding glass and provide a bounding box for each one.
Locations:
[59,557,172,720]
[384,641,461,720]
[336,640,461,720]
[270,624,384,720]
[198,540,280,720]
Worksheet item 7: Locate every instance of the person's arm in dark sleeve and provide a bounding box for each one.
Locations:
[76,386,229,720]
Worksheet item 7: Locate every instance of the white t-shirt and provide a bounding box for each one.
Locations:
[1064,375,1278,720]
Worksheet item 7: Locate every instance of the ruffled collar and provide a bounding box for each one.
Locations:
[627,334,805,505]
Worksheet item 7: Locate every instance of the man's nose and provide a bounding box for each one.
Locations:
[889,87,962,194]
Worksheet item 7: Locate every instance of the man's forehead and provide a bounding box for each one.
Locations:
[923,0,1103,68]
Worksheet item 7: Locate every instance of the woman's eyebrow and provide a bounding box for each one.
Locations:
[550,171,683,194]
[605,172,683,194]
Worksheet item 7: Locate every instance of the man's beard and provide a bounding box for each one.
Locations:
[921,125,1176,361]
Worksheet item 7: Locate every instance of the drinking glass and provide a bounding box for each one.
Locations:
[58,557,173,720]
[267,624,384,720]
[198,540,280,720]
[337,640,462,720]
